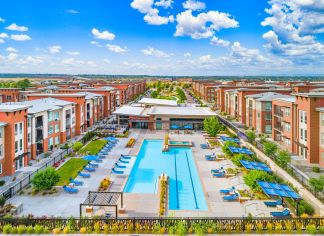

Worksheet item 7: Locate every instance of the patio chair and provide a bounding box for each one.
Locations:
[78,171,91,178]
[200,143,209,149]
[99,155,106,159]
[112,168,124,174]
[94,159,103,163]
[121,155,132,159]
[205,155,216,161]
[220,186,235,194]
[63,185,78,193]
[119,158,129,164]
[223,193,239,201]
[270,209,291,217]
[88,162,99,168]
[69,178,83,186]
[212,171,225,178]
[100,151,109,155]
[264,199,282,207]
[115,163,127,168]
[211,167,224,173]
[215,155,225,161]
[84,166,96,172]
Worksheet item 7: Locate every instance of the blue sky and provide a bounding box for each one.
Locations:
[0,0,323,75]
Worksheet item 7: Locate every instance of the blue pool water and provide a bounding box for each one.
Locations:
[123,140,207,211]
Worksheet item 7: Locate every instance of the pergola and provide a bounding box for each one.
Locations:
[240,160,272,173]
[219,136,240,143]
[228,146,254,155]
[80,191,123,218]
[257,181,301,215]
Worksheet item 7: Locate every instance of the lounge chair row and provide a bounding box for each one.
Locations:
[112,155,133,175]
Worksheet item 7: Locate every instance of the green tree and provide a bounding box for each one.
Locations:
[263,141,278,157]
[222,140,239,156]
[203,116,222,137]
[309,176,324,192]
[72,142,83,152]
[243,170,275,191]
[231,154,253,167]
[276,149,291,168]
[246,130,256,143]
[32,167,60,190]
[151,91,159,98]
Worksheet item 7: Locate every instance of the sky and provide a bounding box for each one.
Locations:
[0,0,323,76]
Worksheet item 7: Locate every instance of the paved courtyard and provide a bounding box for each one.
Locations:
[8,129,278,217]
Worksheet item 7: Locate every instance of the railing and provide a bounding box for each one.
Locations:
[0,149,71,200]
[0,217,322,233]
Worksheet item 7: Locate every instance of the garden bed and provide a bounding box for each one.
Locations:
[79,139,108,155]
[56,158,88,186]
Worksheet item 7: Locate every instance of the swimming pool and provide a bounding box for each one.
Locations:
[169,141,191,145]
[123,140,207,211]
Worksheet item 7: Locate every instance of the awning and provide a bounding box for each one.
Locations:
[257,181,301,199]
[240,160,272,173]
[219,136,240,143]
[228,146,254,155]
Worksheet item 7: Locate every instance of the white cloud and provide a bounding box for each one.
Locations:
[0,39,4,44]
[6,47,18,53]
[106,44,128,54]
[155,0,173,9]
[91,28,115,40]
[67,51,80,55]
[131,0,174,25]
[90,41,101,47]
[66,9,79,14]
[7,53,18,61]
[103,59,111,64]
[174,10,239,39]
[48,45,61,54]
[11,34,31,41]
[210,36,230,47]
[6,23,28,31]
[184,52,191,57]
[183,0,206,11]
[0,33,8,38]
[141,47,171,57]
[0,17,5,23]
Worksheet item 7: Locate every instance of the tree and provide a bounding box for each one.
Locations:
[203,117,222,137]
[73,142,83,152]
[243,170,275,191]
[246,130,256,143]
[32,168,60,190]
[276,150,291,168]
[0,196,6,207]
[151,91,159,98]
[263,141,278,157]
[309,176,324,193]
[222,140,239,156]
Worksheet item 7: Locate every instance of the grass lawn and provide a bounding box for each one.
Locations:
[157,95,178,101]
[79,139,108,155]
[56,158,88,185]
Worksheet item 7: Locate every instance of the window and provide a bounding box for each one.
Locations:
[28,133,31,143]
[265,102,272,111]
[321,132,324,145]
[285,108,290,116]
[48,137,53,146]
[300,111,303,123]
[55,124,59,133]
[322,152,324,162]
[27,119,31,128]
[6,95,11,100]
[54,112,59,120]
[266,113,272,121]
[15,141,18,153]
[48,125,53,135]
[0,129,2,138]
[305,112,307,124]
[19,139,23,151]
[72,117,75,125]
[321,114,324,126]
[19,123,22,134]
[0,144,3,156]
[304,130,307,142]
[55,136,59,144]
[48,112,53,122]
[72,107,75,114]
[15,124,18,135]
[265,125,272,134]
[0,164,2,174]
[285,123,291,132]
[300,128,303,140]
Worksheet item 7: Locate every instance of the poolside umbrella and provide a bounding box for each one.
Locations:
[170,124,180,130]
[183,124,193,129]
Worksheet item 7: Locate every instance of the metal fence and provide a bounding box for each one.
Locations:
[0,217,322,232]
[0,149,71,200]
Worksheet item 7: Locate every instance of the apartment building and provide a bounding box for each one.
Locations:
[0,104,29,176]
[0,88,21,103]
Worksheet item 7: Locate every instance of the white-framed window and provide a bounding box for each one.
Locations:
[321,114,324,126]
[28,133,31,143]
[0,144,3,156]
[19,139,23,151]
[55,136,59,144]
[285,107,290,116]
[0,164,2,174]
[266,113,272,121]
[321,132,324,145]
[48,125,53,135]
[265,125,272,134]
[15,124,18,135]
[0,129,2,138]
[300,111,303,123]
[304,130,307,142]
[265,102,272,111]
[48,137,53,146]
[300,128,303,140]
[55,124,59,133]
[48,111,53,122]
[15,141,18,153]
[54,112,59,120]
[19,123,23,134]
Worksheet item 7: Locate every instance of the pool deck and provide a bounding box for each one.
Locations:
[8,129,277,217]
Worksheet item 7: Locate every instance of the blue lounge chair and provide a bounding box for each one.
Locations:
[94,159,103,163]
[213,171,225,178]
[223,193,239,201]
[99,155,106,159]
[112,168,124,174]
[264,199,282,207]
[205,155,216,161]
[121,155,132,159]
[78,171,90,178]
[63,185,78,193]
[270,209,291,217]
[119,158,129,164]
[69,178,83,186]
[88,162,99,168]
[200,143,209,149]
[84,166,96,172]
[220,187,235,194]
[211,167,224,173]
[115,163,127,168]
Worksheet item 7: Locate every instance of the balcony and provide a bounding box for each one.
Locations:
[274,125,283,132]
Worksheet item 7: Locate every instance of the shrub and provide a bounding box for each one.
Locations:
[203,117,223,137]
[263,141,278,157]
[79,227,87,234]
[0,180,5,186]
[312,166,320,173]
[305,224,317,234]
[0,196,6,207]
[309,176,324,192]
[52,228,61,234]
[246,130,256,143]
[72,142,83,152]
[222,141,239,156]
[276,149,291,168]
[34,224,44,234]
[243,170,275,191]
[2,224,12,234]
[26,225,34,234]
[31,167,60,191]
[231,154,253,167]
[17,225,26,234]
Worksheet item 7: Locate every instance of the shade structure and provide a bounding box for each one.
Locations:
[228,146,254,155]
[170,124,180,129]
[219,136,240,143]
[240,160,272,173]
[83,155,98,161]
[257,181,301,200]
[183,124,193,129]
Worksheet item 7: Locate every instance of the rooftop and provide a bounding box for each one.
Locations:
[113,105,148,116]
[0,104,30,112]
[274,96,296,103]
[255,93,292,102]
[138,98,177,106]
[147,106,216,116]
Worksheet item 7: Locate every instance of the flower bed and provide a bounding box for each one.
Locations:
[159,174,168,216]
[126,138,136,148]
